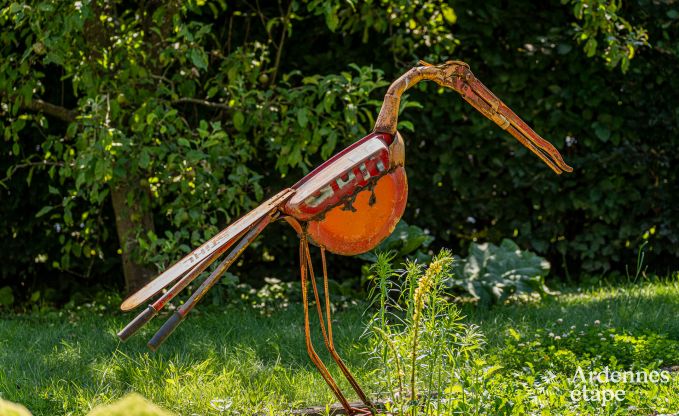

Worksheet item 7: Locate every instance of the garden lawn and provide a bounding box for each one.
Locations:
[1,277,678,415]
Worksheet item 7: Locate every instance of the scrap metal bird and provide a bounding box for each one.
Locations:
[117,60,573,415]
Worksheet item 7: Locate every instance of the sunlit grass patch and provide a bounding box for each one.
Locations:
[0,274,678,415]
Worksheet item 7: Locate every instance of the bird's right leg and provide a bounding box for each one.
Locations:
[302,242,374,414]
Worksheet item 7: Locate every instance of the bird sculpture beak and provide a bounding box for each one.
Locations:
[426,60,573,174]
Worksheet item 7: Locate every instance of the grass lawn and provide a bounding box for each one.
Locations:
[1,277,678,415]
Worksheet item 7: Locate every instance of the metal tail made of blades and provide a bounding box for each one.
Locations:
[147,212,275,351]
[120,188,295,311]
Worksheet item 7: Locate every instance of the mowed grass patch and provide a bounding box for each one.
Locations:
[0,276,678,415]
[0,303,371,415]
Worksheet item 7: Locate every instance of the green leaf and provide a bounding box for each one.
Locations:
[35,205,53,218]
[0,286,13,306]
[441,5,457,24]
[94,159,106,180]
[297,108,309,128]
[139,149,151,168]
[397,120,414,132]
[177,138,191,147]
[325,5,339,31]
[594,124,610,142]
[233,111,245,131]
[189,48,208,70]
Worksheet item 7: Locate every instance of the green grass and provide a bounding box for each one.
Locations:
[0,303,370,415]
[1,277,679,415]
[462,277,679,345]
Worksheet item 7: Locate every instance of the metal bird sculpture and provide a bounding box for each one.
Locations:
[118,60,573,415]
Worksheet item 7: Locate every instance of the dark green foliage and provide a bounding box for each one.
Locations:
[1,0,678,302]
[357,220,435,266]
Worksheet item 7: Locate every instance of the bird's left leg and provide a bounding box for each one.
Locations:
[302,241,374,414]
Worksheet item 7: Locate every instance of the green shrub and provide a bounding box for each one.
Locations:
[2,1,678,302]
[365,250,488,414]
[448,239,553,305]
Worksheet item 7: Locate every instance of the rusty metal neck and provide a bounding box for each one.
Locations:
[373,60,470,135]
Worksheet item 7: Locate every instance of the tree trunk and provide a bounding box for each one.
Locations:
[111,183,156,294]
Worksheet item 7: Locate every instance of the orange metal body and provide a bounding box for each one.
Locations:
[284,132,407,255]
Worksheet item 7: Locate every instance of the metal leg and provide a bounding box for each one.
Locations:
[302,238,374,415]
[299,235,354,413]
[320,247,374,411]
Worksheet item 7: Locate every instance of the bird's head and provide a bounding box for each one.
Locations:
[422,60,573,174]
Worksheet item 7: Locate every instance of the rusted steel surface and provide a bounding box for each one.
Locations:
[118,60,573,416]
[306,166,407,256]
[373,60,572,174]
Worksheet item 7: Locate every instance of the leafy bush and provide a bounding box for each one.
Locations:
[448,239,553,305]
[365,250,489,414]
[2,1,679,302]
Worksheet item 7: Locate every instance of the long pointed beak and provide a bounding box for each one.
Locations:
[431,61,573,174]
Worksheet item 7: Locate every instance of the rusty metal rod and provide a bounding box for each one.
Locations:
[118,252,217,342]
[303,241,373,412]
[117,305,158,341]
[299,235,353,413]
[117,225,253,343]
[319,246,373,409]
[147,213,275,351]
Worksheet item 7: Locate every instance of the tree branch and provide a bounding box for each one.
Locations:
[24,98,76,122]
[270,0,293,85]
[19,95,229,122]
[171,97,230,110]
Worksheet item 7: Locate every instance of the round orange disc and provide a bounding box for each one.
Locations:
[307,167,407,256]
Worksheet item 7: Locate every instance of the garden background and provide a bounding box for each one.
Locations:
[1,0,677,302]
[1,1,679,415]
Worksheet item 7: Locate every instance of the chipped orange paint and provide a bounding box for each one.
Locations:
[307,166,407,255]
